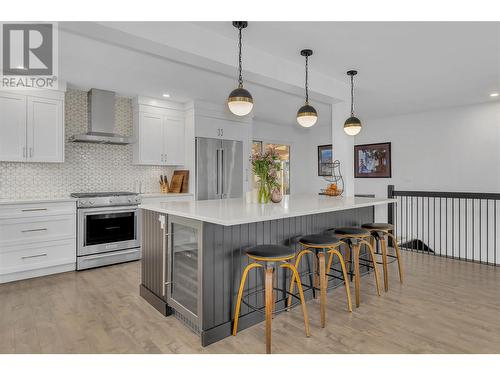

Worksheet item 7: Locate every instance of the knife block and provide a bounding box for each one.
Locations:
[160,182,170,193]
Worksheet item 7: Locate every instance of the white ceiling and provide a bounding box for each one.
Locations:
[58,23,333,128]
[59,22,500,126]
[195,22,500,119]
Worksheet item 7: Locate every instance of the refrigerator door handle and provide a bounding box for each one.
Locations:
[221,148,224,197]
[215,148,219,195]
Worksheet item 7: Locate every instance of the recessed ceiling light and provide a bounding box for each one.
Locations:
[162,93,170,98]
[490,92,499,97]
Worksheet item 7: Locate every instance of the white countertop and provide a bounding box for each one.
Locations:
[140,194,396,226]
[0,192,193,205]
[140,193,193,199]
[0,196,77,205]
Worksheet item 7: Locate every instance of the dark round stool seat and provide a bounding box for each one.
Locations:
[299,234,342,247]
[332,227,371,237]
[246,244,295,261]
[362,223,394,231]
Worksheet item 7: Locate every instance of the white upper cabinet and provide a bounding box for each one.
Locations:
[163,116,185,165]
[0,92,27,162]
[133,97,186,166]
[0,90,65,163]
[27,96,64,163]
[136,112,164,165]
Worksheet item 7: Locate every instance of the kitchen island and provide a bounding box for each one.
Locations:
[139,195,395,346]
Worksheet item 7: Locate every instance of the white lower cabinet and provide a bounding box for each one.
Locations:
[0,201,76,283]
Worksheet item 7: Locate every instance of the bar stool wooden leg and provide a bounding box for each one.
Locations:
[326,248,353,312]
[313,253,320,299]
[370,235,376,254]
[380,237,389,292]
[265,267,273,354]
[281,263,310,337]
[318,252,327,328]
[233,263,263,336]
[353,243,361,308]
[343,241,354,282]
[287,249,314,308]
[387,232,404,283]
[359,240,382,296]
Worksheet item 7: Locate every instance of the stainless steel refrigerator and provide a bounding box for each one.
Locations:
[196,137,243,200]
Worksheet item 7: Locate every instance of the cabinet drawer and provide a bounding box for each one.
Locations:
[0,214,75,248]
[0,239,76,275]
[0,201,76,219]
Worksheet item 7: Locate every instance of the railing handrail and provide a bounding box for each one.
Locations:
[389,187,500,200]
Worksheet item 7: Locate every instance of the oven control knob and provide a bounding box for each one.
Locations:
[81,200,87,205]
[128,198,132,203]
[109,198,114,204]
[89,200,95,205]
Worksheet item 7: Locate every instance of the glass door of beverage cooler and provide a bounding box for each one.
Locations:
[166,215,203,329]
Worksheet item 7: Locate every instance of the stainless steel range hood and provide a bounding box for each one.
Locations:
[70,88,132,145]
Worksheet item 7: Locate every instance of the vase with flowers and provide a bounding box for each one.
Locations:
[251,147,282,204]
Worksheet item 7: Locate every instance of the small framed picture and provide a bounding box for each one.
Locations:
[354,142,392,178]
[318,144,333,176]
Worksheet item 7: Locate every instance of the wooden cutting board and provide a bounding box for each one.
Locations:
[173,170,189,193]
[169,174,184,193]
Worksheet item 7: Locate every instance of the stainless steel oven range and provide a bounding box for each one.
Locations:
[71,192,141,270]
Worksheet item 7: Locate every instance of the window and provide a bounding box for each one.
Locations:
[252,140,291,195]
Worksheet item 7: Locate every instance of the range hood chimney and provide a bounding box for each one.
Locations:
[69,88,132,145]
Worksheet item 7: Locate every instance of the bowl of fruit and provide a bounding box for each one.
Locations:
[320,183,343,196]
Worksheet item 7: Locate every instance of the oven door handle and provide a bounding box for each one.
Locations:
[80,207,139,215]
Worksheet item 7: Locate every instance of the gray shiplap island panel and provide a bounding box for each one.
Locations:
[200,207,373,345]
[140,206,374,347]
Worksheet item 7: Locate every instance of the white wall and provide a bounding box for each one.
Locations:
[354,101,500,221]
[252,119,331,195]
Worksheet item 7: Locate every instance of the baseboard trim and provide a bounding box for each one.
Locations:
[140,284,172,316]
[0,263,75,284]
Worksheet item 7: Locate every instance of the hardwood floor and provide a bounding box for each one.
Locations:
[1,250,499,354]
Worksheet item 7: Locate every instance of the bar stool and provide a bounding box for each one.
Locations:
[330,227,381,308]
[232,244,310,354]
[287,234,352,328]
[361,223,404,292]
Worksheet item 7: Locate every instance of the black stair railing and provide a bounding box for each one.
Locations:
[387,185,499,266]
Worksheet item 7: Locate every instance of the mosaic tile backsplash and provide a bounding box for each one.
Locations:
[0,89,174,199]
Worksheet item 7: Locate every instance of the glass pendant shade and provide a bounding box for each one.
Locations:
[227,86,254,116]
[297,103,318,127]
[344,116,362,136]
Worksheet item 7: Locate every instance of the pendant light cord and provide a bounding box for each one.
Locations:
[238,26,243,88]
[305,55,309,104]
[350,74,355,116]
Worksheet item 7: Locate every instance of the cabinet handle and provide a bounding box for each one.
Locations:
[23,147,26,158]
[21,228,47,233]
[29,147,33,158]
[221,128,224,137]
[21,253,47,259]
[21,208,47,212]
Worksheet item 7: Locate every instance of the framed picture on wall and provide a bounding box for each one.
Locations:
[318,144,333,176]
[354,142,392,178]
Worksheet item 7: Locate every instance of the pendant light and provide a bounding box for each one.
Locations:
[297,49,318,127]
[227,21,253,116]
[344,70,362,136]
